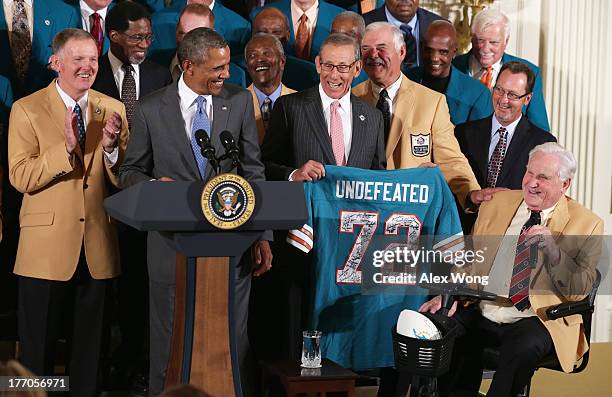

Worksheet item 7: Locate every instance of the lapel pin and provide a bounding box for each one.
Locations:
[44,20,50,26]
[359,114,365,121]
[95,107,101,114]
[221,105,228,110]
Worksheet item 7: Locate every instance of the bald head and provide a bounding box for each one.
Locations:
[253,8,290,46]
[422,20,457,78]
[331,11,365,41]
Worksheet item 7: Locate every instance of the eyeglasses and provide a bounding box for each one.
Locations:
[492,86,530,101]
[319,60,358,73]
[119,32,154,44]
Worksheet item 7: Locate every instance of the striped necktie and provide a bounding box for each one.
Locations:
[509,210,541,311]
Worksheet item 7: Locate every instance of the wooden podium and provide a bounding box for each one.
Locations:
[104,180,306,396]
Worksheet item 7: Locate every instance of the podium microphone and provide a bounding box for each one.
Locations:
[220,130,240,169]
[194,129,219,174]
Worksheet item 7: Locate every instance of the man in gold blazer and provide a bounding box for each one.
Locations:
[245,33,295,144]
[353,22,500,209]
[8,28,128,396]
[420,142,603,397]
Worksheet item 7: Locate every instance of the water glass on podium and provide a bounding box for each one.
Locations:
[301,330,322,368]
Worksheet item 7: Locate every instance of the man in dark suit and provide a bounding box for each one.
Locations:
[406,20,492,126]
[119,27,271,397]
[362,0,444,69]
[261,33,385,361]
[0,0,80,97]
[91,1,171,390]
[452,8,549,132]
[455,61,556,232]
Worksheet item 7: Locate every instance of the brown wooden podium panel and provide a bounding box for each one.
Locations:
[165,255,236,396]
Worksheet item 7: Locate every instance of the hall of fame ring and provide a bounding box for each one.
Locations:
[201,173,255,229]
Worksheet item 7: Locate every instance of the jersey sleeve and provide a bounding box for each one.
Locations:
[287,181,314,253]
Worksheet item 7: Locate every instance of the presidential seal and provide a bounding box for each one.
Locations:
[201,174,255,229]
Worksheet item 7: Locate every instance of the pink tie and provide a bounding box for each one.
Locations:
[330,101,345,166]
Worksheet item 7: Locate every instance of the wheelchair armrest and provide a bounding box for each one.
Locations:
[546,299,593,320]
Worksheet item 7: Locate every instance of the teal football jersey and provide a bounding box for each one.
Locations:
[288,166,463,369]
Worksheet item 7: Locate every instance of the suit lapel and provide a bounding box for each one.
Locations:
[305,88,336,165]
[474,117,493,183]
[99,55,120,99]
[161,84,201,179]
[346,97,366,166]
[387,76,415,160]
[83,93,104,173]
[247,84,265,144]
[497,116,529,185]
[32,1,52,65]
[44,82,70,145]
[547,195,570,237]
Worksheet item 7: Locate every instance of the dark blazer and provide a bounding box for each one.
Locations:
[362,6,444,43]
[453,51,550,132]
[119,82,267,281]
[262,87,386,181]
[406,65,492,126]
[92,53,172,100]
[455,115,556,232]
[0,0,80,97]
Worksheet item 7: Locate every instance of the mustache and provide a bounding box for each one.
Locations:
[365,57,385,66]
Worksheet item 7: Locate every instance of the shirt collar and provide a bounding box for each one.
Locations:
[209,0,216,10]
[55,80,88,113]
[79,0,108,19]
[318,83,351,112]
[469,51,502,74]
[253,83,282,107]
[371,74,402,102]
[178,74,212,111]
[519,199,557,226]
[291,0,319,22]
[108,49,140,76]
[492,113,522,137]
[4,0,33,7]
[384,6,417,30]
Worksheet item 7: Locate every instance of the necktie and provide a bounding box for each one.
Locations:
[486,127,508,188]
[121,64,137,128]
[261,96,272,130]
[190,96,211,178]
[399,24,417,68]
[295,14,310,60]
[329,101,345,166]
[91,12,104,56]
[376,89,391,142]
[11,0,31,83]
[73,103,87,154]
[480,66,493,89]
[509,210,542,311]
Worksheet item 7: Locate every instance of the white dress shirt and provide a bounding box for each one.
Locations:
[469,53,502,88]
[488,114,522,161]
[290,0,318,37]
[3,0,34,41]
[371,74,402,115]
[319,84,352,158]
[55,81,118,165]
[480,200,557,324]
[79,0,108,33]
[108,49,141,99]
[177,74,213,141]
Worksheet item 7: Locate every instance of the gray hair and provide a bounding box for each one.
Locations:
[177,27,227,65]
[528,142,577,181]
[320,33,361,62]
[364,22,405,53]
[471,8,510,40]
[244,33,285,60]
[52,28,95,55]
[333,11,366,39]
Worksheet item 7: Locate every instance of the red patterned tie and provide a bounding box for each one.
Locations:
[480,66,493,89]
[509,210,541,311]
[295,14,310,60]
[486,127,507,188]
[91,12,104,56]
[330,101,345,166]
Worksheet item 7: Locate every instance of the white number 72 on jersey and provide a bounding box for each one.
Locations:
[336,211,421,284]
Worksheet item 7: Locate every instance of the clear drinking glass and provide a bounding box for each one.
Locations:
[301,330,322,368]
